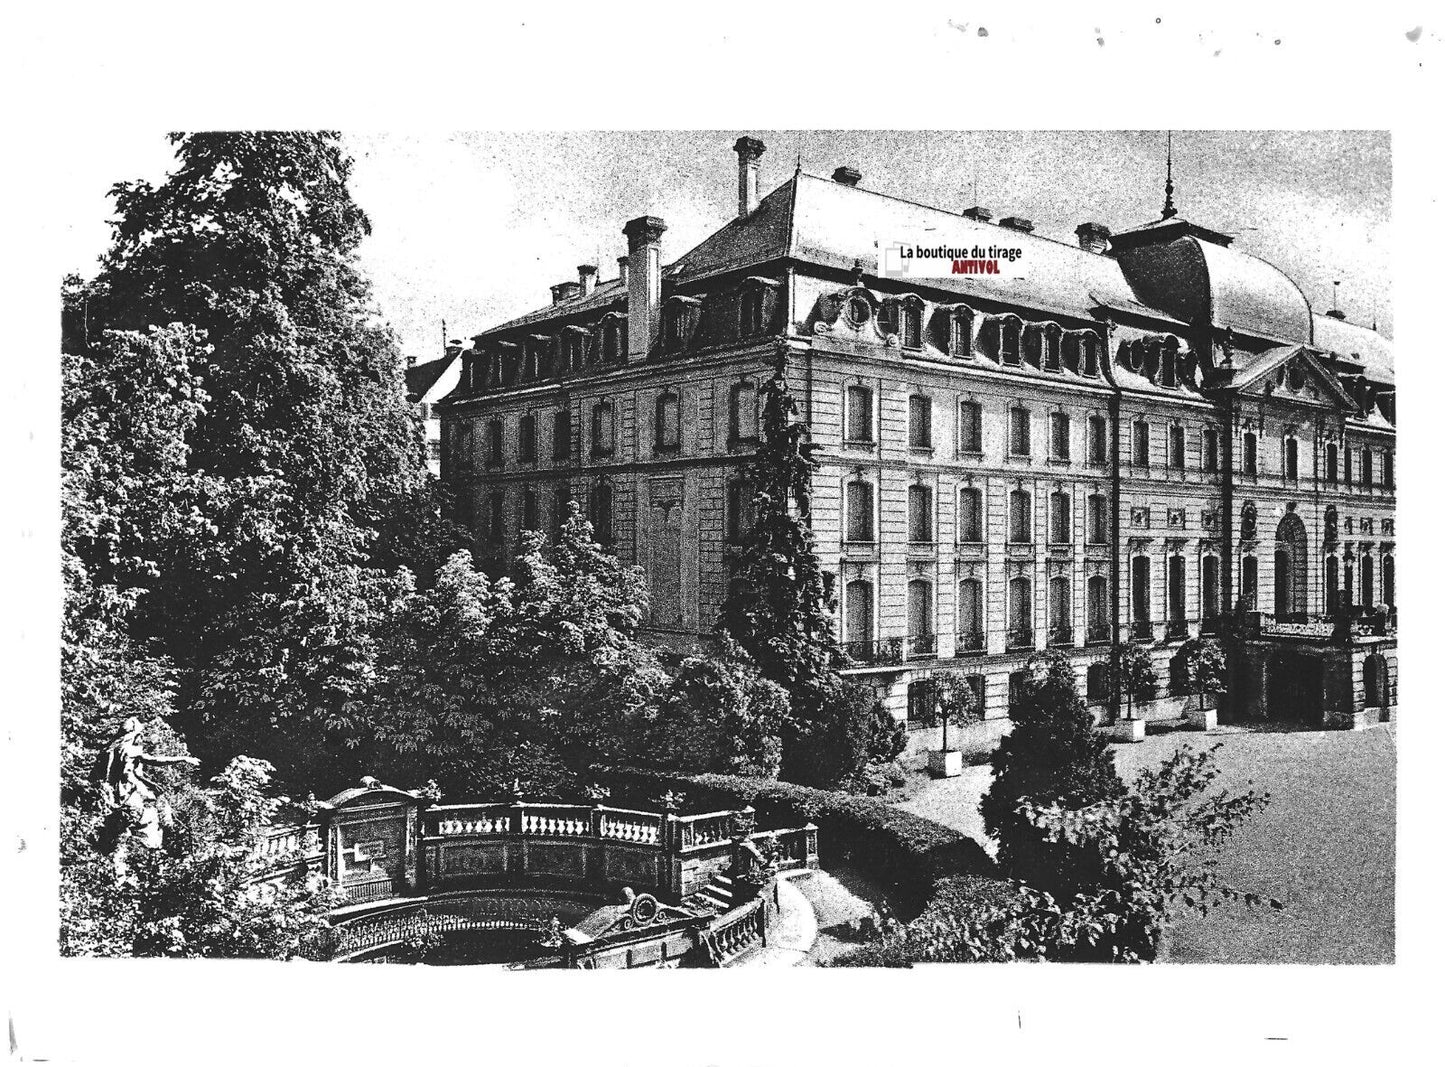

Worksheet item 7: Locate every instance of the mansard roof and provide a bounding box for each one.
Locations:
[405,350,461,402]
[480,276,628,337]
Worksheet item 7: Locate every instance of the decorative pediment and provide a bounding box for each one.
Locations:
[1235,345,1357,410]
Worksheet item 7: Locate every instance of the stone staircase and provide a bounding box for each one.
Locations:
[686,872,734,914]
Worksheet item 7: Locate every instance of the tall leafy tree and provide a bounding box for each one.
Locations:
[719,344,885,787]
[66,133,463,788]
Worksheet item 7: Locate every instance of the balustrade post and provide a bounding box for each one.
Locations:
[804,822,819,869]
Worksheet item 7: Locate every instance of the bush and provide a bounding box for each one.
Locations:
[980,650,1124,901]
[599,767,996,919]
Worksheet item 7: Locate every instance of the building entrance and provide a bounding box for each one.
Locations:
[1266,652,1324,724]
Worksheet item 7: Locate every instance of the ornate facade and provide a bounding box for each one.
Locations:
[440,137,1396,734]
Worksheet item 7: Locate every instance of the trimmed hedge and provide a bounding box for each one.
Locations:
[599,767,999,920]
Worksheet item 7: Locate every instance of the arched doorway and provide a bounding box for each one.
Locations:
[1267,651,1324,724]
[1364,653,1391,715]
[1274,512,1308,618]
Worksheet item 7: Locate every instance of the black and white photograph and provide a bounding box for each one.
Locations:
[6,6,1441,1064]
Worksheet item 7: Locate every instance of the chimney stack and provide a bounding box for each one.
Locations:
[962,206,993,223]
[1325,308,1347,320]
[832,165,862,187]
[616,255,629,287]
[1075,222,1112,254]
[623,215,667,361]
[733,136,766,217]
[551,281,581,305]
[998,216,1035,233]
[578,263,598,297]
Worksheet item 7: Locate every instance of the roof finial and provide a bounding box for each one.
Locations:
[1161,131,1178,220]
[795,145,802,176]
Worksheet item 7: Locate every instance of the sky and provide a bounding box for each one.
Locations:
[58,130,1390,363]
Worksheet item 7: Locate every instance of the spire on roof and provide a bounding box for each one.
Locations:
[1161,131,1178,220]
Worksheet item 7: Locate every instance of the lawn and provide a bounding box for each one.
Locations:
[897,723,1396,964]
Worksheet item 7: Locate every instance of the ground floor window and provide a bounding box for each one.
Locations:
[907,678,936,728]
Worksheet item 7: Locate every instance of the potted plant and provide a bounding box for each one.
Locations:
[1113,643,1158,742]
[926,671,982,778]
[1179,638,1226,730]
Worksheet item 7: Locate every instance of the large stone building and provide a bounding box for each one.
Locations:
[439,136,1396,739]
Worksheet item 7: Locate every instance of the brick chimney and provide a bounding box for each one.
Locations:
[962,206,993,223]
[998,216,1035,233]
[551,281,581,305]
[623,215,666,361]
[578,263,598,297]
[1075,222,1112,254]
[832,165,862,187]
[734,136,766,217]
[616,255,629,287]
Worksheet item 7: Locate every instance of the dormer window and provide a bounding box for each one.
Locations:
[1080,333,1100,377]
[1160,341,1178,388]
[521,347,538,383]
[1043,324,1062,372]
[845,295,872,328]
[532,336,555,380]
[739,280,776,338]
[601,316,622,364]
[1023,325,1043,368]
[990,315,1022,365]
[949,306,974,358]
[665,296,701,355]
[899,297,923,349]
[562,327,587,371]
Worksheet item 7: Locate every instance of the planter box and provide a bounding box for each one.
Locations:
[1107,719,1147,743]
[1185,706,1218,730]
[927,750,964,778]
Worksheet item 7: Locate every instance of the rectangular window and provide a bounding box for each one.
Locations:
[487,491,504,543]
[1133,421,1150,467]
[1243,432,1257,476]
[1203,427,1219,473]
[1344,446,1353,484]
[1383,450,1394,489]
[1169,425,1185,469]
[845,386,874,443]
[487,419,503,467]
[1050,412,1070,461]
[1087,415,1108,466]
[1009,407,1031,457]
[1361,449,1374,487]
[1087,495,1108,544]
[1009,490,1031,544]
[552,410,571,460]
[519,414,537,463]
[908,395,933,450]
[959,401,983,454]
[845,481,874,542]
[655,392,681,451]
[908,484,933,543]
[958,488,983,543]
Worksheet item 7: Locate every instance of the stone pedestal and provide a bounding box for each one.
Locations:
[928,750,963,778]
[1186,706,1218,730]
[1109,719,1147,743]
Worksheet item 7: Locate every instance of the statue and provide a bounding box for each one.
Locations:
[97,717,199,863]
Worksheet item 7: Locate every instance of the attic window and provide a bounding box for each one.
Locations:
[1288,363,1305,390]
[900,299,923,349]
[1043,325,1062,372]
[949,307,974,358]
[601,317,621,363]
[846,296,872,328]
[739,286,767,338]
[1081,334,1100,377]
[997,317,1021,365]
[1160,345,1177,388]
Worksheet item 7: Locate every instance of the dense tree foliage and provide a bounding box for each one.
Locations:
[980,650,1125,900]
[64,133,464,790]
[719,347,894,788]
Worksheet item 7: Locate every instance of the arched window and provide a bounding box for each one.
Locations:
[1285,436,1299,481]
[1132,420,1151,467]
[1169,424,1185,469]
[1326,442,1339,484]
[729,380,759,443]
[1009,406,1031,456]
[1131,555,1152,636]
[726,477,755,543]
[908,394,933,450]
[1049,489,1071,545]
[1043,325,1062,371]
[601,317,621,363]
[1007,577,1033,649]
[1160,344,1178,387]
[1324,506,1338,542]
[907,484,934,543]
[519,413,537,463]
[1167,555,1186,634]
[1203,427,1219,473]
[958,400,983,454]
[1087,415,1108,466]
[591,400,615,457]
[1325,554,1340,615]
[1050,411,1070,460]
[949,307,974,357]
[1087,575,1109,641]
[900,299,923,349]
[1240,502,1257,541]
[552,409,572,460]
[654,390,680,451]
[1087,493,1108,545]
[1383,554,1395,607]
[906,579,934,655]
[1243,431,1258,475]
[1343,557,1354,610]
[844,480,874,542]
[1202,555,1220,621]
[845,385,874,443]
[997,317,1021,365]
[1242,554,1259,609]
[1081,333,1100,377]
[958,486,983,543]
[844,579,874,651]
[1383,450,1394,489]
[1048,576,1072,645]
[957,578,983,650]
[1360,553,1375,608]
[589,482,614,546]
[1008,488,1032,544]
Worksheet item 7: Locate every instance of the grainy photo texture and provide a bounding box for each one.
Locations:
[59,130,1394,968]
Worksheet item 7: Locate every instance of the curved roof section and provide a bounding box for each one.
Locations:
[1113,225,1313,343]
[1312,312,1394,386]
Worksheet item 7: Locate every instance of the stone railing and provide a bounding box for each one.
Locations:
[706,896,768,964]
[429,802,662,845]
[674,810,735,850]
